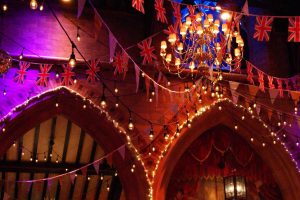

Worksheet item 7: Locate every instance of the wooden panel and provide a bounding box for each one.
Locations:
[31,173,44,200]
[21,128,35,161]
[58,175,72,200]
[99,176,110,200]
[5,172,15,198]
[94,145,105,160]
[65,123,81,163]
[6,142,17,161]
[37,118,52,162]
[18,173,30,200]
[51,115,68,163]
[73,175,84,199]
[85,175,98,199]
[80,134,94,163]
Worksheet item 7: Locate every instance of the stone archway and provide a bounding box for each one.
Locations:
[153,102,300,200]
[0,87,148,200]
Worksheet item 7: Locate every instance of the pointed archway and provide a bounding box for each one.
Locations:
[0,87,148,200]
[153,101,300,200]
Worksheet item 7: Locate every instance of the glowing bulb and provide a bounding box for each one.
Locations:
[2,4,8,12]
[250,138,254,142]
[3,89,6,96]
[30,0,38,10]
[160,41,167,50]
[234,125,238,130]
[69,52,76,68]
[39,4,44,11]
[128,118,134,131]
[149,129,154,140]
[114,87,118,93]
[100,96,107,109]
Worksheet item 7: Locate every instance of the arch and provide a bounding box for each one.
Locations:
[0,87,148,200]
[153,102,300,200]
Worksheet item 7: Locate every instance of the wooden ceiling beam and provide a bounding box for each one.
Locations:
[0,161,115,175]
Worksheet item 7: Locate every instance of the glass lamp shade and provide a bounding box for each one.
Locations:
[224,175,246,200]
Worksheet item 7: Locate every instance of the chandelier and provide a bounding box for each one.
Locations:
[160,11,244,79]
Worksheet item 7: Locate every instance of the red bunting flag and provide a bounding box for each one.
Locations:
[132,0,145,14]
[155,0,167,24]
[276,79,284,97]
[163,24,177,36]
[118,145,125,160]
[36,64,52,87]
[61,64,75,86]
[58,177,64,187]
[257,70,265,92]
[288,17,300,42]
[69,172,76,184]
[267,75,275,89]
[93,161,100,174]
[86,59,100,83]
[15,61,30,84]
[113,52,123,75]
[246,61,254,84]
[138,38,157,65]
[187,5,196,21]
[171,2,181,28]
[253,16,273,41]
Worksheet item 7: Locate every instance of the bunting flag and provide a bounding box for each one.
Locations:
[253,16,274,41]
[93,161,100,174]
[163,24,177,36]
[257,70,265,91]
[113,52,123,75]
[290,91,300,104]
[288,17,300,42]
[291,78,297,90]
[77,0,86,18]
[47,179,53,189]
[134,64,140,93]
[269,89,279,104]
[255,103,261,116]
[26,182,32,193]
[187,5,196,21]
[229,81,240,91]
[248,85,259,100]
[171,2,181,28]
[69,173,76,184]
[155,0,167,24]
[118,145,125,160]
[145,76,150,98]
[93,8,102,40]
[132,0,145,14]
[122,51,129,79]
[109,32,117,62]
[138,38,157,65]
[15,61,30,84]
[276,79,284,97]
[241,0,249,15]
[86,59,100,83]
[36,64,52,87]
[267,75,275,89]
[231,91,239,104]
[106,154,113,166]
[61,64,75,86]
[267,109,273,121]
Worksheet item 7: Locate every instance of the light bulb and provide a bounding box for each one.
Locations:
[30,0,38,10]
[100,95,107,109]
[114,87,118,93]
[39,4,44,11]
[2,4,8,12]
[128,118,134,131]
[69,51,76,68]
[149,129,154,140]
[3,89,6,96]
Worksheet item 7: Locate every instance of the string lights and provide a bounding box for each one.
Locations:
[68,42,76,67]
[30,0,38,10]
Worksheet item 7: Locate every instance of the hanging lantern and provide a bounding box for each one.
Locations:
[0,50,12,75]
[224,175,247,200]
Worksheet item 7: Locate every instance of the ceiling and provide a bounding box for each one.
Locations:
[0,115,126,200]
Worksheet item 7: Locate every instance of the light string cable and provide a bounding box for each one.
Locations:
[46,0,183,127]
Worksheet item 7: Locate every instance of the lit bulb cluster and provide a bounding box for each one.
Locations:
[160,10,243,78]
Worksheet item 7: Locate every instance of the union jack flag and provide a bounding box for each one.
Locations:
[187,5,196,21]
[171,2,181,28]
[253,16,273,41]
[61,64,75,86]
[155,0,167,24]
[137,38,157,65]
[15,61,30,84]
[113,52,123,75]
[132,0,144,14]
[36,64,52,87]
[163,24,177,36]
[86,59,100,83]
[288,17,300,42]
